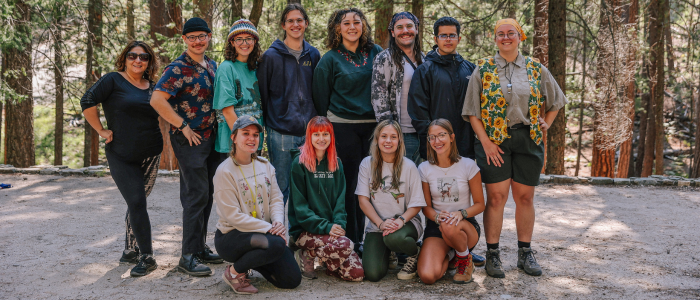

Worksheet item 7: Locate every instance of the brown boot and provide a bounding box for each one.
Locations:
[222,265,258,294]
[452,253,474,284]
[296,249,317,279]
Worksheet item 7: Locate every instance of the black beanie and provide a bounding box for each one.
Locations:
[182,17,211,35]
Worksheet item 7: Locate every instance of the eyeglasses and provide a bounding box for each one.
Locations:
[496,32,518,39]
[427,132,450,142]
[185,34,209,42]
[234,37,256,45]
[437,34,458,40]
[126,52,150,62]
[285,18,306,25]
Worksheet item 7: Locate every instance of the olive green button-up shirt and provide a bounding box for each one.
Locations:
[461,52,567,127]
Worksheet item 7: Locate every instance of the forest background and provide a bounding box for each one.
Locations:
[0,0,698,178]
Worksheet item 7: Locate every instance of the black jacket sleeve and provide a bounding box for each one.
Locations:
[407,64,432,160]
[80,73,115,111]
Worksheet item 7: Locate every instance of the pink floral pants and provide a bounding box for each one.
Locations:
[295,232,364,281]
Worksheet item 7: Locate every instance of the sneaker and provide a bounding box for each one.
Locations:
[196,244,224,264]
[485,248,505,278]
[295,249,317,279]
[222,265,258,294]
[120,248,140,263]
[472,253,486,267]
[452,253,474,284]
[178,253,212,276]
[397,247,419,280]
[130,254,157,277]
[388,252,398,270]
[517,247,542,276]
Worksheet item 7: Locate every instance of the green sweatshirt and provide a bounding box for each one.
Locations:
[312,44,383,120]
[288,149,347,241]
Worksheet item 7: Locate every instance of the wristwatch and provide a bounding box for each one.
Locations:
[460,209,469,219]
[178,120,188,130]
[397,215,406,224]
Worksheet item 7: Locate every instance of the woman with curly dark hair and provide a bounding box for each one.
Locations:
[214,19,264,158]
[312,8,383,252]
[80,40,162,277]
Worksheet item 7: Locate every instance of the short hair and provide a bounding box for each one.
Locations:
[433,17,461,36]
[114,41,159,82]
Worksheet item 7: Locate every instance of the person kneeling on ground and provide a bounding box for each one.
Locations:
[288,116,365,282]
[213,116,302,294]
[356,120,425,281]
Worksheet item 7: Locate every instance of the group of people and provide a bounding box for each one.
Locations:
[80,3,566,295]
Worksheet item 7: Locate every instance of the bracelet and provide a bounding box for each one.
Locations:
[435,214,440,224]
[378,220,385,228]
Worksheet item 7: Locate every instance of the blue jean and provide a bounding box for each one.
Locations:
[267,128,305,203]
[404,132,422,166]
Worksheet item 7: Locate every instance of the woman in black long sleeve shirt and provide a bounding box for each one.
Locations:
[80,41,163,277]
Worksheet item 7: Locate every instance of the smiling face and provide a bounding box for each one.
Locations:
[378,126,400,157]
[183,30,211,56]
[232,125,260,155]
[495,24,520,53]
[428,125,455,156]
[282,10,307,40]
[311,130,331,153]
[434,25,460,55]
[340,12,362,44]
[125,46,148,76]
[391,18,417,49]
[231,33,256,59]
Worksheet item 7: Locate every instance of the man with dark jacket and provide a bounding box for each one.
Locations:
[407,17,476,159]
[258,4,320,203]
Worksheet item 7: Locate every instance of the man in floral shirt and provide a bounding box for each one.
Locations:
[150,17,224,277]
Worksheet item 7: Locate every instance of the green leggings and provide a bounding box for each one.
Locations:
[362,222,419,282]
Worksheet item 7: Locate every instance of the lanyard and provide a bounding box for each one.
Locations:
[402,52,418,70]
[237,162,258,218]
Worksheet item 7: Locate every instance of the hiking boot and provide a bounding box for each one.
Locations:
[452,253,474,284]
[196,244,224,264]
[485,249,505,278]
[388,251,398,270]
[397,247,419,280]
[517,247,542,276]
[120,248,140,264]
[472,253,485,267]
[222,265,258,294]
[296,249,317,279]
[178,253,212,276]
[130,254,157,277]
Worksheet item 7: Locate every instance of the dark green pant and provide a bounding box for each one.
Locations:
[362,222,419,282]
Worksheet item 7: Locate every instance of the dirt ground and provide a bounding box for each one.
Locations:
[1,174,699,299]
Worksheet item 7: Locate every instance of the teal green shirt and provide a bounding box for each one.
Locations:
[213,60,264,153]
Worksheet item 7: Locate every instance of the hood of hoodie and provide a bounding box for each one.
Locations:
[425,45,464,66]
[269,39,310,58]
[290,148,301,160]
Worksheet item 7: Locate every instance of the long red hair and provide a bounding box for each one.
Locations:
[299,116,339,173]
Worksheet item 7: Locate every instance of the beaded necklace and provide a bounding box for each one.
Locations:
[338,49,369,67]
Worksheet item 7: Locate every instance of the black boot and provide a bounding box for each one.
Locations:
[178,253,212,276]
[120,247,140,263]
[197,244,224,264]
[130,254,157,277]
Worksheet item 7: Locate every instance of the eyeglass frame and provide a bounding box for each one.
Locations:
[126,52,150,62]
[232,37,257,45]
[496,31,519,40]
[436,33,459,40]
[184,33,210,42]
[427,132,451,142]
[285,18,307,25]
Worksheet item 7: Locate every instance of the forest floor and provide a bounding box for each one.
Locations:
[1,174,699,299]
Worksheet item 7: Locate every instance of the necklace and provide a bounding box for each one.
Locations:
[504,62,514,94]
[237,161,258,218]
[338,49,368,67]
[437,161,455,175]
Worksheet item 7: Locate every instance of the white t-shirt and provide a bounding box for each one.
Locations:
[399,59,416,133]
[418,157,480,213]
[355,156,425,235]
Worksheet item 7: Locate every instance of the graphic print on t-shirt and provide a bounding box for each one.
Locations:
[437,177,459,202]
[371,175,405,204]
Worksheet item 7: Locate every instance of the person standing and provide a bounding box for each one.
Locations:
[150,17,223,276]
[258,4,320,203]
[81,41,162,277]
[371,12,424,165]
[312,8,383,250]
[462,19,566,278]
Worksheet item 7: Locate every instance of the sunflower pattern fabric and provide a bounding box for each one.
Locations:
[476,56,543,145]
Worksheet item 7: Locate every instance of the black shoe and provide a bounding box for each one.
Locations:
[196,244,224,264]
[130,254,157,277]
[178,253,212,276]
[120,248,140,263]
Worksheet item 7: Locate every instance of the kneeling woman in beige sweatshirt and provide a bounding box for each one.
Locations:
[213,115,301,295]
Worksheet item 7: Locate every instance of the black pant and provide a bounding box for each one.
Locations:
[332,122,377,246]
[215,230,301,289]
[106,151,160,254]
[171,133,226,254]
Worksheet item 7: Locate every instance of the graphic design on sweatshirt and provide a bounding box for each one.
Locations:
[437,177,459,202]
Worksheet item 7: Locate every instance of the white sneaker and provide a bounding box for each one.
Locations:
[397,247,420,280]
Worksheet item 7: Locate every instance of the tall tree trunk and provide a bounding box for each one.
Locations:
[53,3,65,166]
[4,0,35,168]
[692,79,700,177]
[375,0,394,49]
[193,0,213,26]
[1,51,5,163]
[127,0,135,40]
[635,92,648,176]
[545,0,566,175]
[615,0,638,178]
[231,0,243,23]
[650,0,666,175]
[663,0,673,80]
[85,0,103,167]
[575,33,587,176]
[534,0,549,173]
[249,0,265,27]
[411,0,424,52]
[507,0,518,18]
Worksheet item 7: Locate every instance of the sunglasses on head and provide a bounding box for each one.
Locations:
[126,52,150,62]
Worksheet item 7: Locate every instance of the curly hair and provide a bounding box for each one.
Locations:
[324,8,374,51]
[224,37,261,71]
[114,41,159,82]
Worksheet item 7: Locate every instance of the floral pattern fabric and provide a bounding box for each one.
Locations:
[476,56,543,145]
[155,51,218,141]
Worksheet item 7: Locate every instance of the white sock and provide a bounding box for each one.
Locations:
[456,249,470,258]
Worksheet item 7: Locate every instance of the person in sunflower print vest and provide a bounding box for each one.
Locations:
[461,18,567,278]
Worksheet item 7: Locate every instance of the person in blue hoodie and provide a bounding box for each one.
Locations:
[257,3,321,204]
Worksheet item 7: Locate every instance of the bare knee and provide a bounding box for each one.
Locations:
[417,268,441,285]
[486,191,509,208]
[514,194,534,207]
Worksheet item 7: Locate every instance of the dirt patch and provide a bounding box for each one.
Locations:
[1,174,698,299]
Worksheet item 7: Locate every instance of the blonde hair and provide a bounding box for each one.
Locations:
[369,120,405,191]
[426,119,461,165]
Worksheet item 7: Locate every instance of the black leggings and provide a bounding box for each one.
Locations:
[215,229,301,289]
[106,151,160,254]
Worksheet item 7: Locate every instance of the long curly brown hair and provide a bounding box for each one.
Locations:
[324,8,374,51]
[114,41,159,82]
[224,37,261,71]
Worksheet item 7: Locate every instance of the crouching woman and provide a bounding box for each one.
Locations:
[213,116,301,294]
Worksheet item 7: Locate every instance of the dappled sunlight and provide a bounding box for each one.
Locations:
[0,211,65,222]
